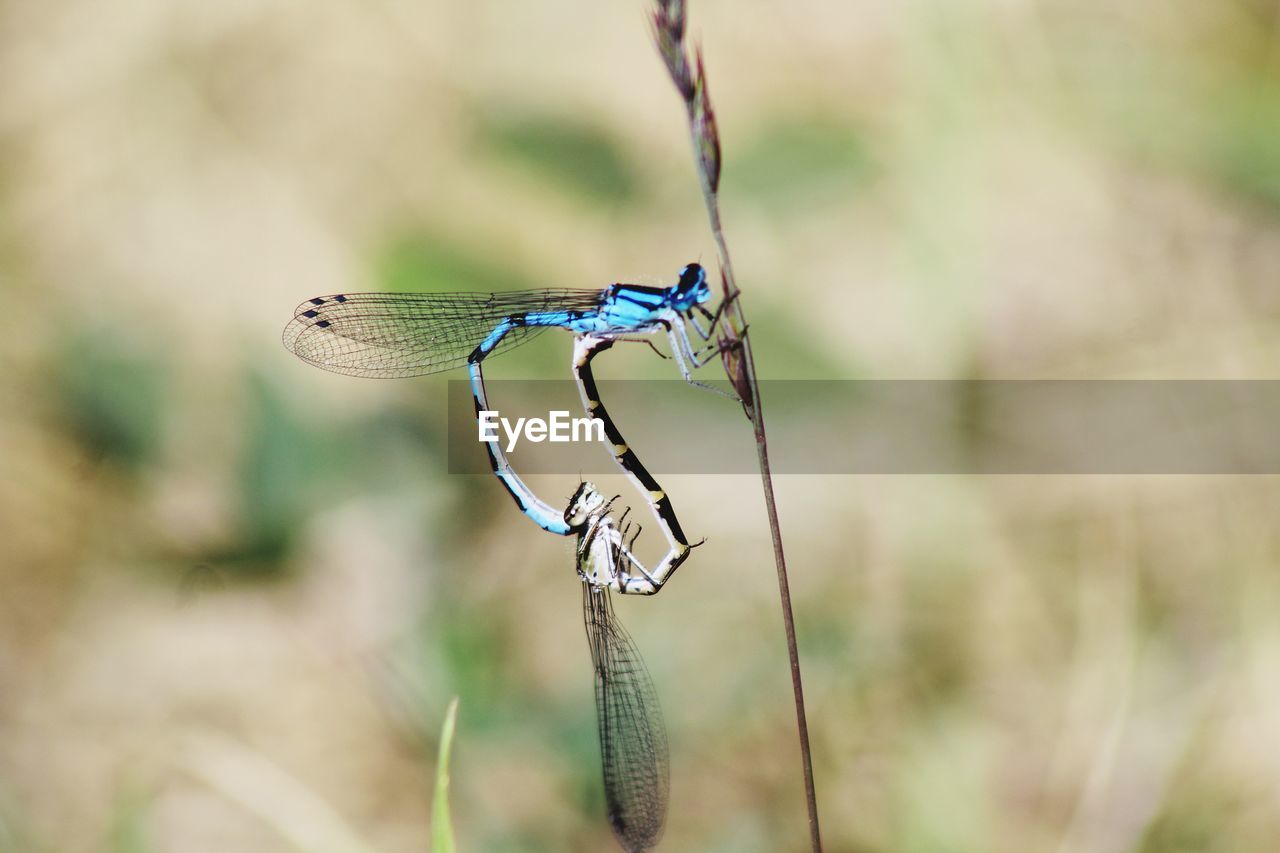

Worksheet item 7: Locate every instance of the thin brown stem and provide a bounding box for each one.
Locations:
[649,2,823,849]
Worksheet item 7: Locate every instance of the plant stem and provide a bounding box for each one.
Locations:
[705,168,824,853]
[650,3,823,848]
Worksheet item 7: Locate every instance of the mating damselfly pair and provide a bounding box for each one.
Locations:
[284,263,734,849]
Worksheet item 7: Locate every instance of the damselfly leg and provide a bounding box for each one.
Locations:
[656,314,739,400]
[566,482,665,593]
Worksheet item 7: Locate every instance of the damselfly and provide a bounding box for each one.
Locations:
[283,262,728,388]
[567,483,670,851]
[285,264,718,572]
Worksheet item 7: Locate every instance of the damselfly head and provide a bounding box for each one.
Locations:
[669,262,710,310]
[565,481,608,527]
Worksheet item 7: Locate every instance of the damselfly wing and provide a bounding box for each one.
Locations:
[582,583,669,851]
[283,289,602,378]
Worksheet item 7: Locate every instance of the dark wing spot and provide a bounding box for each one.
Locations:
[334,295,348,302]
[310,297,326,305]
[301,309,319,318]
[315,320,332,328]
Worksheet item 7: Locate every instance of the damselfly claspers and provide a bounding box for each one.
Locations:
[567,483,669,851]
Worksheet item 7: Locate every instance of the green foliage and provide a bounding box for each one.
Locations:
[431,698,459,853]
[0,794,34,853]
[1070,37,1280,217]
[56,330,166,471]
[234,371,320,573]
[377,231,542,295]
[745,298,854,379]
[428,602,517,730]
[895,712,990,853]
[727,116,874,207]
[1203,78,1280,213]
[546,698,605,816]
[105,783,152,853]
[476,110,639,205]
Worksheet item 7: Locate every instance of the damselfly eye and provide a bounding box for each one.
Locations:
[672,263,709,307]
[678,263,703,291]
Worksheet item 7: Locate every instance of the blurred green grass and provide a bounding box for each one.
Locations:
[56,329,167,474]
[474,109,640,207]
[726,115,875,210]
[106,782,153,853]
[377,230,549,296]
[430,697,458,853]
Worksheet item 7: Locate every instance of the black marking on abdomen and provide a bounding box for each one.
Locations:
[653,495,688,545]
[618,449,661,493]
[577,339,692,549]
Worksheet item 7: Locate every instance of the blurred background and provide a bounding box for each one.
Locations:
[4,0,1280,850]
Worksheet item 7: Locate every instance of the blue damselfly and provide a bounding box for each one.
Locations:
[283,263,726,386]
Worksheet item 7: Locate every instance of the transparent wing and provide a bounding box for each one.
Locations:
[282,289,603,378]
[582,583,669,852]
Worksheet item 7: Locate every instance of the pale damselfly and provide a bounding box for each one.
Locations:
[567,483,670,851]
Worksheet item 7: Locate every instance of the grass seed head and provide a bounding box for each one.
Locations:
[693,48,721,194]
